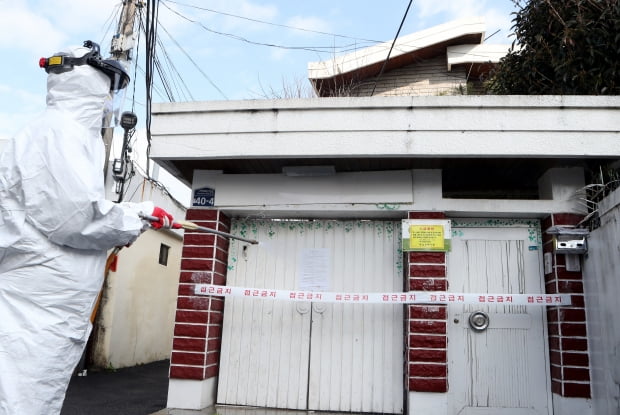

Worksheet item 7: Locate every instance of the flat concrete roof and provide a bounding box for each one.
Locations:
[150,95,620,186]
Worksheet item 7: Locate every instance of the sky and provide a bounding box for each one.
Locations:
[0,0,518,204]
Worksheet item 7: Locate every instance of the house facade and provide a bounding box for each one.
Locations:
[148,18,620,415]
[150,95,619,415]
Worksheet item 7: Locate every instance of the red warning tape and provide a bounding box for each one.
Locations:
[194,284,573,306]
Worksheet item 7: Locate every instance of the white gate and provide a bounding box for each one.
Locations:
[447,221,552,415]
[217,219,404,413]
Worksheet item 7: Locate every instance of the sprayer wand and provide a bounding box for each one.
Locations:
[140,214,259,245]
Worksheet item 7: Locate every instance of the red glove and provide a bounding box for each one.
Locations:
[151,207,174,229]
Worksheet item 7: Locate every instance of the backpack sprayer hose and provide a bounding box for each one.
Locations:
[139,214,259,245]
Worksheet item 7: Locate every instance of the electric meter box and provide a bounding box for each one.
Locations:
[554,236,588,254]
[547,226,589,255]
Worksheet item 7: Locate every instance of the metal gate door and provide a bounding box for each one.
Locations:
[217,219,404,413]
[447,221,552,415]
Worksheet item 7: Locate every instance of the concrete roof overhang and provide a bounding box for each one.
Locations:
[150,95,620,198]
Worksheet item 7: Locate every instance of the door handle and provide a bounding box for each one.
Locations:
[469,311,490,332]
[312,303,327,314]
[296,302,311,314]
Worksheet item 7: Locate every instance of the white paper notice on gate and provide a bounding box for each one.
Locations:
[194,284,573,306]
[298,248,330,291]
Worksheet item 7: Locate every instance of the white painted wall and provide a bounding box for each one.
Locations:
[91,168,186,368]
[583,188,620,415]
[193,169,414,207]
[553,395,593,415]
[167,378,217,410]
[94,227,182,368]
[191,169,586,220]
[408,392,447,415]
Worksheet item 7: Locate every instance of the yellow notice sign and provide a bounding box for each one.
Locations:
[409,225,445,250]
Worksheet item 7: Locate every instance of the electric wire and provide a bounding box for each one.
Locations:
[465,28,502,82]
[153,47,176,101]
[162,0,501,85]
[370,0,414,96]
[163,0,382,45]
[144,0,160,179]
[127,0,195,208]
[137,14,173,101]
[118,161,137,203]
[134,61,171,102]
[150,0,493,101]
[128,0,508,204]
[155,34,189,101]
[99,3,123,51]
[132,162,188,211]
[155,37,181,101]
[131,7,144,114]
[159,1,373,55]
[155,30,195,101]
[159,22,227,99]
[111,124,135,203]
[143,13,176,102]
[140,7,208,102]
[124,174,143,204]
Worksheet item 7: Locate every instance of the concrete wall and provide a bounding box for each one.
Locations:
[583,188,620,414]
[93,227,182,368]
[191,168,585,220]
[91,173,187,369]
[151,96,620,164]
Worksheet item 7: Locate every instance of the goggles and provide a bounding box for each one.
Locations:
[39,40,130,92]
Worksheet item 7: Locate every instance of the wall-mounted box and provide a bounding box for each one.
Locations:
[554,237,588,254]
[547,226,589,255]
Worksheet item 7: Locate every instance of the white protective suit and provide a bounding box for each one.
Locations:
[0,46,153,414]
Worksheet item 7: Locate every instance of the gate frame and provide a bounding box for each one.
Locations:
[166,209,592,414]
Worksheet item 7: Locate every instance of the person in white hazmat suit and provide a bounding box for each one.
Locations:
[0,41,175,414]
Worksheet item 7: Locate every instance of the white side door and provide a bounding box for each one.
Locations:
[447,222,552,415]
[216,219,311,410]
[218,219,404,413]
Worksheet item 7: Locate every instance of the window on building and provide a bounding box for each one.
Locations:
[159,243,170,266]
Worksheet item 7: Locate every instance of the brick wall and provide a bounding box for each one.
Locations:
[542,213,591,398]
[170,209,230,381]
[351,56,467,97]
[406,211,448,393]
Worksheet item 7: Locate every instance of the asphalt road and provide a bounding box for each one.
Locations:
[61,359,169,415]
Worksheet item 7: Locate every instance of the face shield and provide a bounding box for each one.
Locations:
[99,60,130,128]
[39,40,130,128]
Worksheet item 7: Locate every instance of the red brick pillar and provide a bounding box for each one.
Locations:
[170,209,230,381]
[542,213,591,398]
[406,212,448,393]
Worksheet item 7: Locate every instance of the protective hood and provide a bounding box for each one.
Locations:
[46,46,111,135]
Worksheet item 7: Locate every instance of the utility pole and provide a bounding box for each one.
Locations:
[102,0,143,182]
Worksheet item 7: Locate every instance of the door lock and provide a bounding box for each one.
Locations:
[469,311,490,332]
